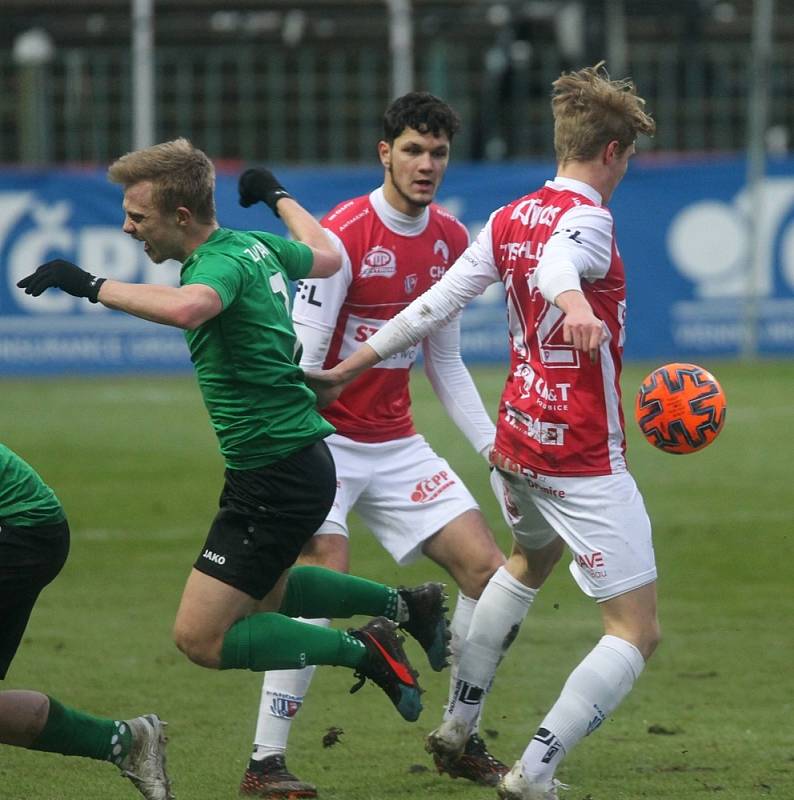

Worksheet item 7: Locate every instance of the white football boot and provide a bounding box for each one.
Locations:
[119,714,174,800]
[497,760,569,800]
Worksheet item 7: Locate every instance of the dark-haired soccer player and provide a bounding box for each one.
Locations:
[304,64,659,800]
[0,442,171,800]
[237,91,507,798]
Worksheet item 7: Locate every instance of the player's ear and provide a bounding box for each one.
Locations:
[175,206,192,226]
[603,140,620,164]
[378,140,391,168]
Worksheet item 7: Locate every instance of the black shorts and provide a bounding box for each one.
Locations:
[0,519,70,679]
[193,439,336,600]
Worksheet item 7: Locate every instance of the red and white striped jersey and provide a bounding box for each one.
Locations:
[292,190,471,443]
[489,181,628,475]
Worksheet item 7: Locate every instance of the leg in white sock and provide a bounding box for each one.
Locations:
[447,566,538,730]
[445,592,476,715]
[520,634,645,783]
[251,617,330,760]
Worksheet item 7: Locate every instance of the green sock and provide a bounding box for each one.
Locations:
[279,565,400,619]
[29,696,132,765]
[220,612,366,671]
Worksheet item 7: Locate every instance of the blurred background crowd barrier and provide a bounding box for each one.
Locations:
[2,0,791,163]
[1,0,792,374]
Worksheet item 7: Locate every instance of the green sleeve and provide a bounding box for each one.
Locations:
[182,252,245,309]
[259,234,314,281]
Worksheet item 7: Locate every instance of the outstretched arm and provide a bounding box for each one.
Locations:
[306,233,500,406]
[238,167,340,278]
[17,259,222,329]
[305,342,382,407]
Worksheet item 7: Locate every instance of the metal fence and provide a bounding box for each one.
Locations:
[1,28,792,164]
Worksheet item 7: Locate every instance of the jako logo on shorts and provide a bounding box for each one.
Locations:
[202,549,226,565]
[410,471,455,503]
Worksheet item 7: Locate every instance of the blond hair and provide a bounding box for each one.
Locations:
[552,62,655,165]
[107,138,216,223]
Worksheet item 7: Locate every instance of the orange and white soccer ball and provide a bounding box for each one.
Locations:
[634,362,726,454]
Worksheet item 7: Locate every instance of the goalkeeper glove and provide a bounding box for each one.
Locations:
[17,259,106,303]
[238,167,293,217]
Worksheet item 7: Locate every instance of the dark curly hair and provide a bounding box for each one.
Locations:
[382,91,461,143]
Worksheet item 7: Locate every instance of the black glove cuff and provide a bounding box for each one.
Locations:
[86,276,106,303]
[268,189,293,217]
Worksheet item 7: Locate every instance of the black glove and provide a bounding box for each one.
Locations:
[238,167,293,216]
[17,259,106,303]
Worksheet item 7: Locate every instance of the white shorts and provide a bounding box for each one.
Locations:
[489,467,656,601]
[318,433,479,565]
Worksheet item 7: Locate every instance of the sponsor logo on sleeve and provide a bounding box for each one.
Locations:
[296,280,323,307]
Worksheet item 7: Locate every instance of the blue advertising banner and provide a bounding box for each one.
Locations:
[1,157,793,375]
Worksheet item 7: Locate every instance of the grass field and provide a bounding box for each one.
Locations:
[1,359,793,800]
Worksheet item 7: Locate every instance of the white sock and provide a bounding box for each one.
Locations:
[520,634,645,782]
[251,617,331,761]
[444,592,484,736]
[446,567,537,728]
[446,592,476,707]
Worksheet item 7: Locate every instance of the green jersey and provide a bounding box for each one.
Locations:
[180,228,335,469]
[0,443,65,527]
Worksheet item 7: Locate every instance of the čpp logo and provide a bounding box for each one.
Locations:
[666,176,794,298]
[0,191,179,313]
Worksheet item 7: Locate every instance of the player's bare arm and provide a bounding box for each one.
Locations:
[555,288,607,363]
[274,198,341,278]
[17,259,222,330]
[97,280,222,329]
[238,166,341,278]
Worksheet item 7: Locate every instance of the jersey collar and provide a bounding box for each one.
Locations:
[545,176,603,206]
[370,186,430,236]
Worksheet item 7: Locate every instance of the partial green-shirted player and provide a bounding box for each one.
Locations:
[0,443,172,800]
